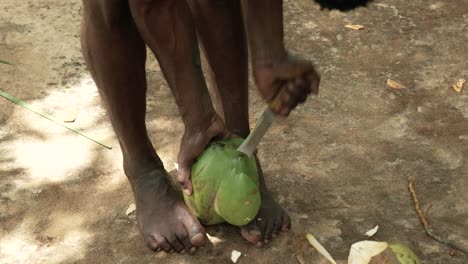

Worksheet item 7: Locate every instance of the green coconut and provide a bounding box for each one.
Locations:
[183,138,261,226]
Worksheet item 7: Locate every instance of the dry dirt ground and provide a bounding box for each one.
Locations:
[1,0,468,263]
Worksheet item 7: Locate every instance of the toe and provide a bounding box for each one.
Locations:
[263,220,275,243]
[190,247,197,254]
[166,235,185,253]
[190,232,206,247]
[273,215,284,236]
[176,229,193,253]
[240,221,262,245]
[145,235,160,252]
[180,207,207,247]
[281,213,291,232]
[149,234,171,253]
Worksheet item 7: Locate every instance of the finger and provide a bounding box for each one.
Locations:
[183,175,193,195]
[279,85,299,115]
[220,129,233,140]
[305,70,320,95]
[288,78,309,102]
[176,166,193,195]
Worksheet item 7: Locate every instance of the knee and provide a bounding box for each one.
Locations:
[82,0,132,30]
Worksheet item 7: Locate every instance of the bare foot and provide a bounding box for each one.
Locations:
[240,161,291,247]
[131,168,207,253]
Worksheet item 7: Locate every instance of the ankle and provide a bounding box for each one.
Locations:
[184,112,223,135]
[123,154,164,180]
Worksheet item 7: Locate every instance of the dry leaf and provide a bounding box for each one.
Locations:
[386,79,406,89]
[452,79,465,93]
[348,241,389,264]
[125,203,136,215]
[57,106,78,122]
[345,24,365,30]
[231,250,242,263]
[306,233,337,264]
[365,225,379,237]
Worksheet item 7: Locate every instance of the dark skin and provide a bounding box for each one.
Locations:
[81,0,320,253]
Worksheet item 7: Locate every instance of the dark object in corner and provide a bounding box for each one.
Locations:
[312,0,373,11]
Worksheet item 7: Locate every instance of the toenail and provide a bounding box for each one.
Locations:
[180,250,186,254]
[190,247,197,253]
[255,241,264,248]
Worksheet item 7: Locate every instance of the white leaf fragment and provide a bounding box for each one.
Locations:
[305,233,337,264]
[206,233,223,244]
[125,203,136,215]
[365,225,379,237]
[231,250,242,263]
[348,240,389,264]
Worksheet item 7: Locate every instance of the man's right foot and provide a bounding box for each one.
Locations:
[131,168,207,253]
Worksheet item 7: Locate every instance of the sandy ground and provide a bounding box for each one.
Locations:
[1,0,468,263]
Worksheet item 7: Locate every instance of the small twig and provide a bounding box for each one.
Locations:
[408,176,468,255]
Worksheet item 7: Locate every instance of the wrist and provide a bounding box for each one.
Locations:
[252,50,289,69]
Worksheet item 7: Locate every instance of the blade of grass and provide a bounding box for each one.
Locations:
[0,59,12,65]
[0,89,112,149]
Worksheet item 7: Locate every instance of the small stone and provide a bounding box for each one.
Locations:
[231,250,242,263]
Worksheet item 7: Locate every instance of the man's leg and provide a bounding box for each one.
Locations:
[188,0,291,247]
[128,0,228,196]
[81,0,206,253]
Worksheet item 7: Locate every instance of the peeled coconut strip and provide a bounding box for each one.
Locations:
[348,240,389,264]
[306,233,337,264]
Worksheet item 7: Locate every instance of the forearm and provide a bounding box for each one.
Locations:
[241,0,287,63]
